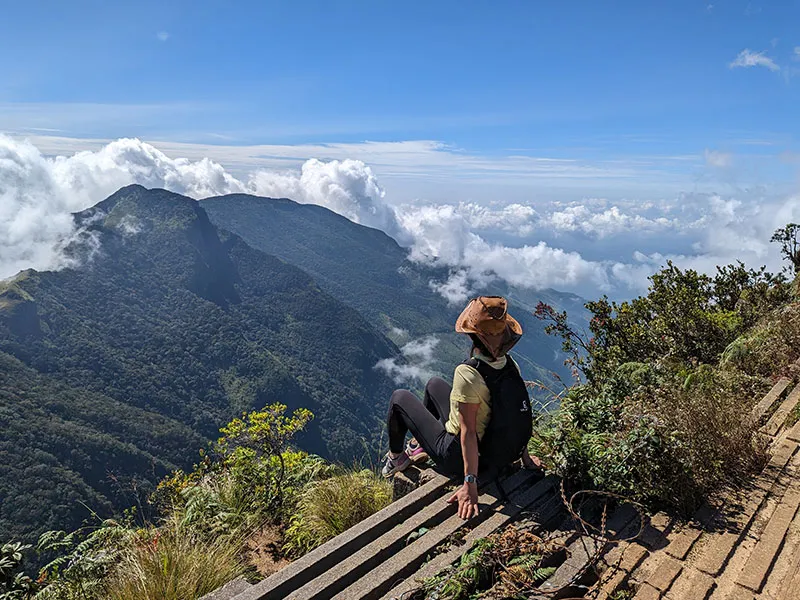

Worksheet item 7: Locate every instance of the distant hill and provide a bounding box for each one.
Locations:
[201,194,454,337]
[201,194,590,386]
[0,185,398,544]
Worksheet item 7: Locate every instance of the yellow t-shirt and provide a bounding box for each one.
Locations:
[446,353,517,440]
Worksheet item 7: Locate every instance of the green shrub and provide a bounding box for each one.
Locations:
[103,516,246,600]
[534,363,768,513]
[283,469,391,556]
[1,542,38,599]
[721,303,800,378]
[534,259,787,512]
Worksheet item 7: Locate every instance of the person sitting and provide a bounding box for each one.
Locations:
[382,296,542,519]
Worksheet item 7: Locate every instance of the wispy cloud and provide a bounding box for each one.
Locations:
[729,49,780,71]
[156,31,170,42]
[704,149,732,168]
[375,336,440,383]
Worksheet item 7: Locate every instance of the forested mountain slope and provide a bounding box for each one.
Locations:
[0,185,398,543]
[202,194,590,385]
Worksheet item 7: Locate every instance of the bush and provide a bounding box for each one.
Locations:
[103,516,247,600]
[721,303,800,378]
[533,364,768,512]
[283,469,392,556]
[534,260,787,513]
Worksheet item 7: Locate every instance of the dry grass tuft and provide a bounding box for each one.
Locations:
[283,469,391,556]
[104,517,247,600]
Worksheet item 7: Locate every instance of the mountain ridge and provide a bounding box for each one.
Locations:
[0,185,400,545]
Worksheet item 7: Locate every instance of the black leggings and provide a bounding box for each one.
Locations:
[386,377,463,475]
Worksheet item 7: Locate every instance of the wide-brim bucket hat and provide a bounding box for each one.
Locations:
[455,296,523,358]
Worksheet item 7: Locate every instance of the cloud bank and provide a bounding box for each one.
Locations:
[1,135,797,305]
[375,335,440,384]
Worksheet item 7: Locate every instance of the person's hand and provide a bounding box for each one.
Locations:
[447,482,479,519]
[522,450,544,471]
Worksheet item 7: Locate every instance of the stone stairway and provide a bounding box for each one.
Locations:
[208,463,660,600]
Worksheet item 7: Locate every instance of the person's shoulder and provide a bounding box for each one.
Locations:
[454,362,480,380]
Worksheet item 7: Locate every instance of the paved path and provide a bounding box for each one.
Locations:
[623,376,800,600]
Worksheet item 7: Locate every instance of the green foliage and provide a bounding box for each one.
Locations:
[771,223,800,275]
[417,527,558,600]
[720,303,800,378]
[34,520,134,600]
[1,542,38,599]
[283,469,391,556]
[102,516,246,600]
[535,260,786,512]
[26,404,327,599]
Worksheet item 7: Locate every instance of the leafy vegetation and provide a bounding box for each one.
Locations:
[3,404,391,600]
[283,469,391,556]
[533,251,794,512]
[415,526,558,600]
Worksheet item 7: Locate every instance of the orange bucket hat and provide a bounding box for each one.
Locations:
[455,296,523,358]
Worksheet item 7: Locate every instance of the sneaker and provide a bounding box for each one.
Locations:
[381,451,411,478]
[405,439,429,464]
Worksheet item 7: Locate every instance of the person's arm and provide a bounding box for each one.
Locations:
[446,402,480,519]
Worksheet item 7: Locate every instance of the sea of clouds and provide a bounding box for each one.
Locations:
[2,135,799,303]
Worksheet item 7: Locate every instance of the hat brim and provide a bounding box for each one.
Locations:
[455,298,523,357]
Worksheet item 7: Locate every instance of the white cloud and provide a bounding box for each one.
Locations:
[794,47,800,60]
[249,158,404,238]
[0,136,402,278]
[430,271,473,305]
[704,149,732,168]
[157,31,170,42]
[545,204,677,238]
[0,135,795,306]
[729,49,780,71]
[375,335,440,384]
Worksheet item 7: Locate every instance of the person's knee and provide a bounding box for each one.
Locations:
[389,389,416,409]
[425,377,449,396]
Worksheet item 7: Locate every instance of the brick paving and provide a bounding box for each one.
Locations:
[624,378,800,600]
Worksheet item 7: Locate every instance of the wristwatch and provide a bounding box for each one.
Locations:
[464,474,477,484]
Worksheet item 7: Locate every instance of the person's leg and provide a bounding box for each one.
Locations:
[385,389,459,475]
[387,389,447,453]
[422,377,453,426]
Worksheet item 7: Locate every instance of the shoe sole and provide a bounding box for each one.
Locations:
[408,452,429,464]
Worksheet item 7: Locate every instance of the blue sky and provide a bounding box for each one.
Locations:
[2,1,800,298]
[2,0,798,156]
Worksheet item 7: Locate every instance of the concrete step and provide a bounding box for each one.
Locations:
[200,577,253,600]
[735,470,800,592]
[534,504,640,598]
[379,474,559,600]
[330,470,542,600]
[691,440,798,578]
[287,469,533,600]
[751,378,791,424]
[763,383,800,437]
[231,472,452,600]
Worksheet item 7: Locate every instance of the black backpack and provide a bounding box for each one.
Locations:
[465,357,533,475]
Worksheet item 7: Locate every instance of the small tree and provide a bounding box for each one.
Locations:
[771,223,800,275]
